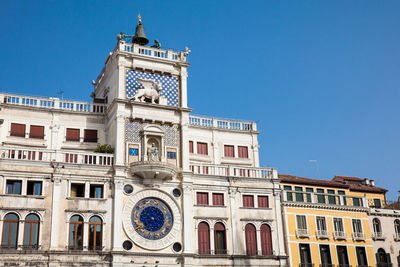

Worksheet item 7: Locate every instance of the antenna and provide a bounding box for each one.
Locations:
[309,160,321,179]
[57,90,64,99]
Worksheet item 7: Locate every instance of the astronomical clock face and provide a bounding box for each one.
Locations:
[122,189,181,250]
[132,198,173,240]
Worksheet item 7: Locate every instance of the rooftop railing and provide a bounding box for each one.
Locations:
[117,42,184,62]
[0,146,113,167]
[189,163,275,179]
[0,93,107,114]
[189,115,256,132]
[282,190,369,208]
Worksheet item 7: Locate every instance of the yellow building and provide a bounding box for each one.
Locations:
[280,174,387,267]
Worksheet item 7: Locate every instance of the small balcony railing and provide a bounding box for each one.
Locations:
[198,248,211,255]
[337,265,350,267]
[189,163,275,179]
[299,264,314,267]
[352,232,365,241]
[316,230,330,239]
[377,264,392,267]
[214,248,228,255]
[372,232,385,240]
[296,229,310,238]
[334,231,347,240]
[320,264,335,267]
[394,232,400,241]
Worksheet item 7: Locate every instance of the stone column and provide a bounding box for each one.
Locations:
[182,182,194,253]
[111,174,124,251]
[180,67,188,108]
[256,228,262,255]
[114,115,125,166]
[83,221,89,250]
[273,185,286,257]
[180,112,190,171]
[17,219,24,250]
[228,187,240,255]
[210,224,215,254]
[50,175,62,250]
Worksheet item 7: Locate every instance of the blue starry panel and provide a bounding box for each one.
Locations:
[125,120,180,147]
[125,70,179,107]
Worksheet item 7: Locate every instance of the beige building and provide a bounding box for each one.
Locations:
[0,18,287,266]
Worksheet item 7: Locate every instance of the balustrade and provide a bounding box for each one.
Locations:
[189,163,274,179]
[189,115,255,132]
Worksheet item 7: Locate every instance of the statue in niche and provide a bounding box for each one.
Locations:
[134,78,162,104]
[147,143,159,161]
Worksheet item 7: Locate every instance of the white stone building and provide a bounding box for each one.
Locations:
[0,19,287,266]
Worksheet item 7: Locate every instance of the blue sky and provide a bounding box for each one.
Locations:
[1,1,399,199]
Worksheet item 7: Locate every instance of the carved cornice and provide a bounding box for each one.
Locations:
[282,201,369,212]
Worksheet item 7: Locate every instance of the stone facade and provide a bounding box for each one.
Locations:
[0,21,287,266]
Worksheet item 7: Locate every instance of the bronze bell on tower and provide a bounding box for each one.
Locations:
[132,14,149,46]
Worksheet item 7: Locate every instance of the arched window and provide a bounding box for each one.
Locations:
[245,223,257,255]
[214,222,227,254]
[88,216,102,250]
[23,214,40,249]
[373,218,382,234]
[1,213,19,249]
[376,248,390,266]
[394,220,400,238]
[69,215,83,250]
[198,222,210,254]
[261,224,273,255]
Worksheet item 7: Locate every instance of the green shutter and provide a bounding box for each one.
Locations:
[376,252,380,264]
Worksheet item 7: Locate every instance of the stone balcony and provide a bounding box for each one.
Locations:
[130,161,178,180]
[189,115,257,132]
[189,163,277,179]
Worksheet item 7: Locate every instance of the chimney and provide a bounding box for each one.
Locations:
[370,180,375,187]
[363,178,370,185]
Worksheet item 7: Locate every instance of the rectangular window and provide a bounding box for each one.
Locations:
[224,145,235,157]
[243,195,254,207]
[333,218,344,232]
[197,142,208,155]
[29,125,44,139]
[355,247,368,267]
[305,188,313,202]
[317,188,325,203]
[84,129,97,143]
[90,184,103,198]
[338,190,346,205]
[197,192,209,205]
[284,185,293,201]
[10,123,26,137]
[258,196,269,208]
[296,215,307,230]
[327,189,336,204]
[373,198,382,208]
[299,244,312,265]
[352,219,363,233]
[27,181,42,195]
[295,186,304,202]
[238,146,248,158]
[212,193,224,206]
[353,197,361,207]
[70,183,85,197]
[167,151,176,159]
[320,245,332,266]
[6,180,22,194]
[316,216,327,231]
[66,128,80,141]
[189,141,194,153]
[337,246,349,266]
[129,148,138,155]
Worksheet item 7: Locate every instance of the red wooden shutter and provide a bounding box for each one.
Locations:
[29,125,44,139]
[84,129,97,142]
[224,145,235,157]
[66,128,80,141]
[197,192,209,205]
[10,123,26,137]
[238,146,248,158]
[245,224,257,255]
[198,222,210,254]
[258,196,269,208]
[261,224,273,255]
[212,193,224,206]
[243,195,254,207]
[197,142,208,155]
[189,141,194,153]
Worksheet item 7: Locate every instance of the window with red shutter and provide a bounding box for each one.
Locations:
[10,123,26,137]
[29,125,44,139]
[196,192,209,205]
[243,195,254,208]
[212,193,224,206]
[84,129,97,143]
[189,141,194,153]
[245,224,257,255]
[224,145,235,157]
[197,142,208,155]
[260,224,273,255]
[66,128,80,141]
[238,146,248,158]
[198,222,210,254]
[258,196,269,208]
